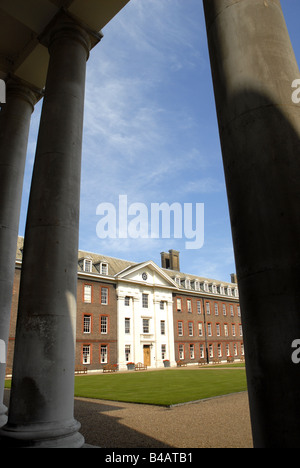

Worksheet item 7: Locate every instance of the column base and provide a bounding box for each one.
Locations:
[0,418,85,448]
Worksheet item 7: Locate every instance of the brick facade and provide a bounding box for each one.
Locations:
[173,293,243,363]
[75,278,118,370]
[7,240,243,372]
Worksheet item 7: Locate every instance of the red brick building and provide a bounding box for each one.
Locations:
[7,239,243,372]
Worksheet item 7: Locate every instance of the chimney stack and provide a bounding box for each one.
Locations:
[161,250,180,271]
[231,273,237,284]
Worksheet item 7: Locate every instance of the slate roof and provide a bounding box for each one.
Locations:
[16,237,238,298]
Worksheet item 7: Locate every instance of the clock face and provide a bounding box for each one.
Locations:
[142,272,148,281]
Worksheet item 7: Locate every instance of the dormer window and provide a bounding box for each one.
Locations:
[185,278,191,289]
[100,262,108,275]
[203,281,209,292]
[194,281,200,291]
[83,259,92,273]
[174,277,181,286]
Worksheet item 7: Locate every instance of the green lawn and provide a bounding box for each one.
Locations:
[74,368,247,406]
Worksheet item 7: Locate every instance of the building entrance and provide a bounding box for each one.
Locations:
[143,345,151,366]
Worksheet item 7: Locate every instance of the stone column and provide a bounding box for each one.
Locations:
[203,0,300,447]
[0,80,39,427]
[0,15,92,448]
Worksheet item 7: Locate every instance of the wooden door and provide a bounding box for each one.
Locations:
[143,345,151,366]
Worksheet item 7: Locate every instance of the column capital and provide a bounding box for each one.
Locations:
[5,77,43,112]
[41,12,103,61]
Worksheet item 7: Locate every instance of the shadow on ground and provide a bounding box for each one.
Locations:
[74,397,172,448]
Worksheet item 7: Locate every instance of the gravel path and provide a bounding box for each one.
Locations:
[3,387,253,448]
[74,391,253,448]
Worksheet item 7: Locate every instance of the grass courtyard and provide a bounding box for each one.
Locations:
[74,367,247,406]
[4,366,247,407]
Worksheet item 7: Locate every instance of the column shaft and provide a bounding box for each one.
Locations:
[0,16,91,447]
[0,82,37,427]
[203,0,300,447]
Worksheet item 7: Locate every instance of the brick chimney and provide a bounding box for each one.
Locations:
[231,273,237,284]
[161,250,180,271]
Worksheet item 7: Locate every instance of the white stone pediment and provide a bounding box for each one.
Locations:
[115,261,177,289]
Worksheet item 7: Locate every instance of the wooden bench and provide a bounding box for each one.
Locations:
[227,356,234,363]
[198,358,207,366]
[135,362,147,371]
[176,361,187,367]
[75,366,88,374]
[212,357,221,364]
[103,364,118,373]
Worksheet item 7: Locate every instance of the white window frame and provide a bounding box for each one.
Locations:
[83,259,92,273]
[101,287,108,305]
[100,262,108,275]
[125,345,131,362]
[100,316,108,334]
[100,345,108,364]
[161,344,166,360]
[82,345,90,364]
[124,296,130,306]
[83,315,91,334]
[142,293,148,308]
[84,285,92,303]
[143,318,150,334]
[125,318,130,334]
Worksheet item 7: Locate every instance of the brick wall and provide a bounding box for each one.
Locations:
[75,278,118,370]
[173,292,243,363]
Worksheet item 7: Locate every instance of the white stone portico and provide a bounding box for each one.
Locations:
[116,261,176,370]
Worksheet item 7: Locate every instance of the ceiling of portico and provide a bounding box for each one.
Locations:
[0,0,130,89]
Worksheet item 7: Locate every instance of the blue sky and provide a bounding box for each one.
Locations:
[19,0,300,283]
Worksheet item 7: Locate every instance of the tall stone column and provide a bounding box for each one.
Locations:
[0,81,39,427]
[203,0,300,447]
[0,15,92,448]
